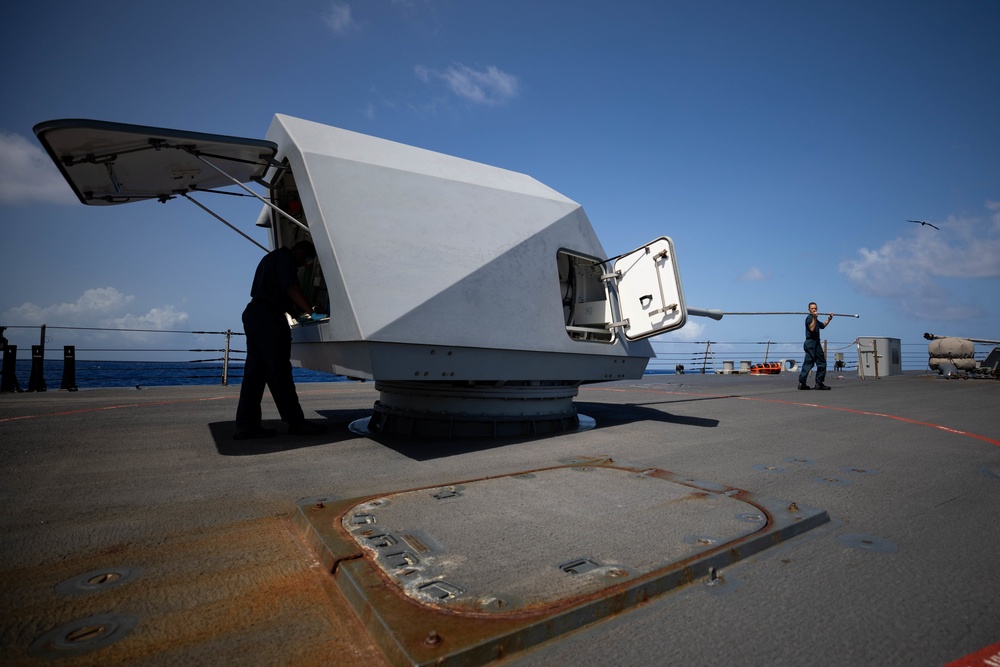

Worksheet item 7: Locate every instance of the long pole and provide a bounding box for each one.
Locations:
[723,311,860,318]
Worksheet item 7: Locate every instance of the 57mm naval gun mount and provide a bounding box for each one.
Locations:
[35,115,722,437]
[923,332,1000,377]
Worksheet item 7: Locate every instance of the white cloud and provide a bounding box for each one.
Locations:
[663,320,706,342]
[324,2,360,35]
[0,131,78,205]
[108,306,190,331]
[415,63,520,106]
[1,288,188,330]
[988,200,1000,230]
[839,205,1000,321]
[739,266,771,282]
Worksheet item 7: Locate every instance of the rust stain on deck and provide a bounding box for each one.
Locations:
[0,516,386,667]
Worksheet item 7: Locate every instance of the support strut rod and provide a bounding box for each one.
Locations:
[185,149,310,235]
[182,193,268,252]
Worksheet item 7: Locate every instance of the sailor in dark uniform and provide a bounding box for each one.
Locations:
[234,241,327,439]
[798,302,833,390]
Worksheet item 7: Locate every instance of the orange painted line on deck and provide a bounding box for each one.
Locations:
[0,396,231,424]
[585,386,1000,447]
[944,641,1000,667]
[0,385,358,424]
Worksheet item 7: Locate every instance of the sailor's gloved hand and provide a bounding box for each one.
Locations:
[297,310,329,324]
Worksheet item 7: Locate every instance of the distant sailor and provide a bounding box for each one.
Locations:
[798,302,832,391]
[234,241,328,440]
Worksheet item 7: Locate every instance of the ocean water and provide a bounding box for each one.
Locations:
[3,359,692,392]
[5,359,347,390]
[1,345,965,391]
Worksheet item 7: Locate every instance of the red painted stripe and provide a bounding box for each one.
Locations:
[944,641,1000,667]
[0,396,230,423]
[584,386,1000,447]
[0,386,350,424]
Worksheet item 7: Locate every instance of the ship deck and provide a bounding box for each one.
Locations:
[2,371,998,666]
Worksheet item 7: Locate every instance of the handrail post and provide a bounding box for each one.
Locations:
[222,329,231,386]
[28,344,46,392]
[61,345,78,391]
[1,344,20,392]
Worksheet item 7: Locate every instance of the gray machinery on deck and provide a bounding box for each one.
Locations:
[924,332,1000,378]
[35,115,722,436]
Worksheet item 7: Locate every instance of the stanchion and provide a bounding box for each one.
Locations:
[61,345,78,391]
[28,345,47,392]
[222,329,231,386]
[1,344,21,392]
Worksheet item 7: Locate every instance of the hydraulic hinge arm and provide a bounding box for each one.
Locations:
[182,193,268,252]
[185,149,310,234]
[598,269,629,331]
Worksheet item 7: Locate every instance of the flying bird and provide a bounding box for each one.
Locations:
[907,219,940,230]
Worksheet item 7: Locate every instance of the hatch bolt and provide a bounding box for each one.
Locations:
[422,630,442,647]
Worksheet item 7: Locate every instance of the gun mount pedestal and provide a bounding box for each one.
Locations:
[358,380,584,438]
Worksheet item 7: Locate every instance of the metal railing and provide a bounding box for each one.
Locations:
[2,324,996,390]
[0,324,245,391]
[646,339,996,375]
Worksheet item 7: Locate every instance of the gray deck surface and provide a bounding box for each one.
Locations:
[2,371,998,666]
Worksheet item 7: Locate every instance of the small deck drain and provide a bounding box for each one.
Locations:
[55,567,142,596]
[29,613,138,659]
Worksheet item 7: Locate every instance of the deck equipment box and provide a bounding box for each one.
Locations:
[857,337,902,379]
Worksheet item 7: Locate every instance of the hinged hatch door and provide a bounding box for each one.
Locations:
[33,118,277,206]
[608,237,687,340]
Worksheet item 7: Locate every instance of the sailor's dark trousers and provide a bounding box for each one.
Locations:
[798,339,827,385]
[235,301,305,429]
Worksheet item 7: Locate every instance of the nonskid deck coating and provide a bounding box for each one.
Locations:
[1,372,998,666]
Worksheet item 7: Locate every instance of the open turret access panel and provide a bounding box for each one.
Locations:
[560,236,687,343]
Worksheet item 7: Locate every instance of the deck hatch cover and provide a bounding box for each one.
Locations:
[33,118,278,206]
[296,462,829,666]
[343,465,760,607]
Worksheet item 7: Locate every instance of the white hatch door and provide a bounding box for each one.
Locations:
[33,119,277,206]
[609,237,687,340]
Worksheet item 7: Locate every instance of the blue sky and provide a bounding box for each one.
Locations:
[1,1,998,364]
